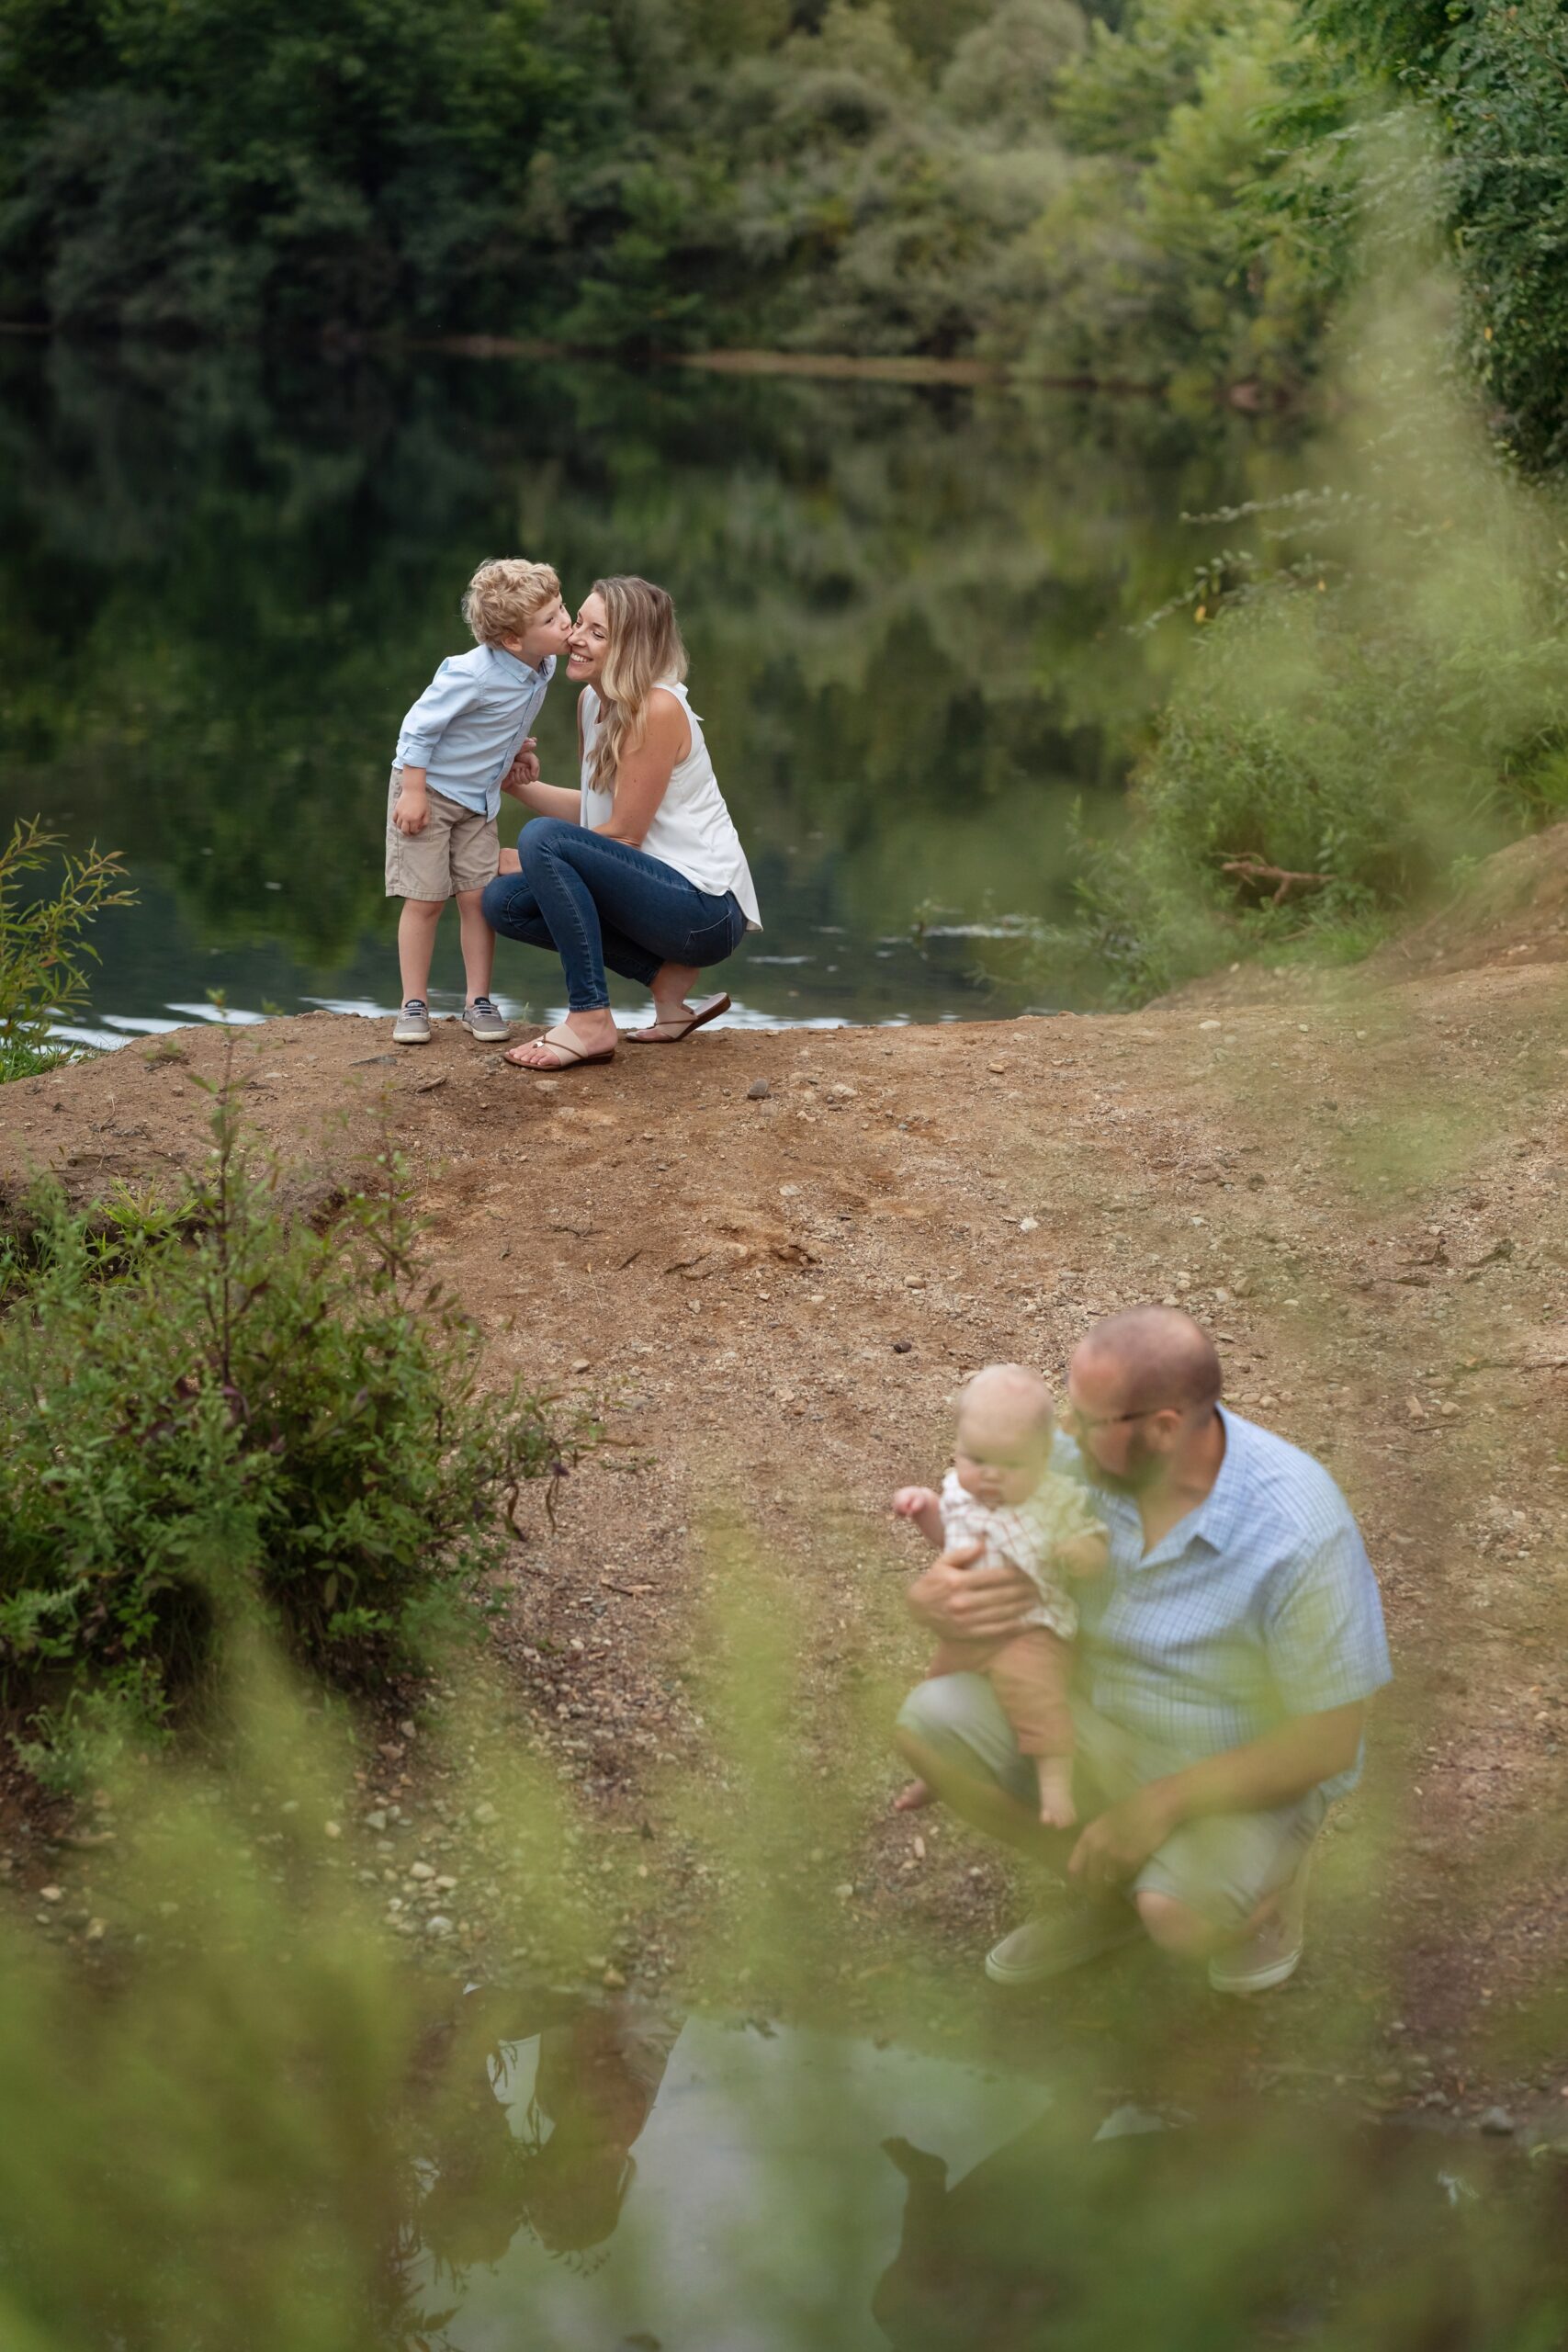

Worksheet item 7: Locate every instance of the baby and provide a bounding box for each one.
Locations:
[894,1364,1108,1828]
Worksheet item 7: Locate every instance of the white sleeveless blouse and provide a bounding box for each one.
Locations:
[580,683,761,931]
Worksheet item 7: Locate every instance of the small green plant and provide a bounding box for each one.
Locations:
[0,1042,586,1754]
[0,819,134,1079]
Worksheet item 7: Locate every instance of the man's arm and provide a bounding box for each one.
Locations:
[1067,1702,1367,1888]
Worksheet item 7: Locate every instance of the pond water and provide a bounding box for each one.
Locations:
[410,2001,1052,2352]
[397,1989,1567,2352]
[0,340,1282,1042]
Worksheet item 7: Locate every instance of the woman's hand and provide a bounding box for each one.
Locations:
[906,1545,1036,1641]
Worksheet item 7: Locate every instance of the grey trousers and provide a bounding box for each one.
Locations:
[897,1673,1324,1928]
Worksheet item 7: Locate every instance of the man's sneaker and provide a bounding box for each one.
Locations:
[1208,1851,1314,1995]
[393,999,433,1045]
[985,1894,1143,1987]
[459,997,511,1042]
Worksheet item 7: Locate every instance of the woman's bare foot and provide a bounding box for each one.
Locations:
[1036,1757,1077,1830]
[503,1012,617,1069]
[630,960,703,1041]
[893,1778,935,1813]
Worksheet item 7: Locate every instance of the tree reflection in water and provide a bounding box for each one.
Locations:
[394,1988,1568,2352]
[0,339,1281,1028]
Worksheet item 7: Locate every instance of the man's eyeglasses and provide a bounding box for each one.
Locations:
[1058,1398,1166,1436]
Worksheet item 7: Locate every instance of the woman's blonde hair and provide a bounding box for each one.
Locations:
[462,558,561,647]
[586,576,688,797]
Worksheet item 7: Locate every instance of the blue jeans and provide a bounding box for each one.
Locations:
[480,817,747,1012]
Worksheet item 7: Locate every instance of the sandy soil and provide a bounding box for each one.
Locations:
[3,829,1566,2129]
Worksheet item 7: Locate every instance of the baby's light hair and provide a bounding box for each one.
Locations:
[462,558,562,647]
[958,1363,1056,1442]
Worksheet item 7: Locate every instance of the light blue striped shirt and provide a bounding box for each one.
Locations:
[394,643,555,819]
[1062,1408,1391,1799]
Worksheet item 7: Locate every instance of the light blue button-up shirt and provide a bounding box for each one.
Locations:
[394,643,555,819]
[1061,1407,1392,1799]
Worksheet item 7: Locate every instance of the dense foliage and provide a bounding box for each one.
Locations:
[1299,0,1568,470]
[2,0,1564,452]
[0,0,1326,406]
[0,1051,577,1778]
[1,0,1561,458]
[1026,278,1568,1000]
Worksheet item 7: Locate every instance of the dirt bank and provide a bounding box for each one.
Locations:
[3,832,1566,2127]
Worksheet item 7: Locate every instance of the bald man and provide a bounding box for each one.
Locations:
[895,1307,1392,1991]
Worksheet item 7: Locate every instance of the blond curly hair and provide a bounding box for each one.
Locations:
[585,576,689,799]
[462,558,562,648]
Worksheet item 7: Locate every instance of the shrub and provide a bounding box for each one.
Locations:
[1023,267,1568,1001]
[0,818,132,1077]
[0,1045,582,1770]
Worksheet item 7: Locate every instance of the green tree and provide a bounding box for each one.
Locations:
[1297,0,1568,468]
[0,0,616,335]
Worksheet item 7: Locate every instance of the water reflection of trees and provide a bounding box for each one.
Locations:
[0,342,1278,972]
[390,1985,1568,2352]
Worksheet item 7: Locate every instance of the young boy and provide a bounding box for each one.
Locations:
[893,1364,1108,1828]
[387,558,574,1044]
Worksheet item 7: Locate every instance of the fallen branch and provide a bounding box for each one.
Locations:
[1219,851,1330,907]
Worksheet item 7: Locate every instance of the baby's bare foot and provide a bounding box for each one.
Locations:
[1037,1758,1077,1830]
[893,1778,935,1813]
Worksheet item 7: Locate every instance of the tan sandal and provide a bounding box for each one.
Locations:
[502,1023,616,1072]
[626,992,730,1045]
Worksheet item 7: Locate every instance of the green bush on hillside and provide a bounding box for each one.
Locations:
[0,1049,581,1778]
[1026,272,1568,1000]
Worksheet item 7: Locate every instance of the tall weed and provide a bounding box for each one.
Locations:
[0,818,132,1074]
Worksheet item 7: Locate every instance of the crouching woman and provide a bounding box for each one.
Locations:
[483,575,761,1072]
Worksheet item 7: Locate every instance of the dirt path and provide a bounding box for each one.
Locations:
[3,832,1566,2130]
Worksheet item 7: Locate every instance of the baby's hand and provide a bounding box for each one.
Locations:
[392,790,430,837]
[893,1487,941,1520]
[495,846,522,876]
[1055,1528,1111,1580]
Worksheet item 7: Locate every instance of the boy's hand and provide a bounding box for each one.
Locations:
[393,787,430,837]
[893,1487,941,1521]
[502,740,540,797]
[496,846,522,876]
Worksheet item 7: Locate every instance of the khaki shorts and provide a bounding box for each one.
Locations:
[384,772,500,900]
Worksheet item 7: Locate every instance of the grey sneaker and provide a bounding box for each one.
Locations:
[985,1895,1143,1987]
[393,998,433,1045]
[1208,1852,1313,1995]
[459,996,511,1042]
